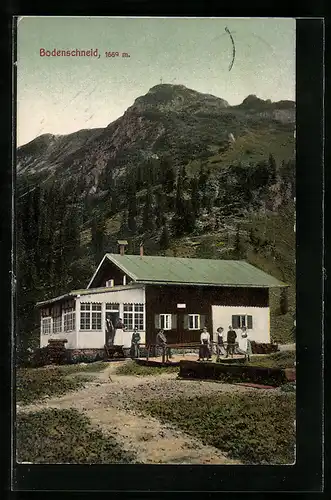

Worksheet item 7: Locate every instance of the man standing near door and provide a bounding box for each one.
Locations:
[106,317,115,346]
[130,327,141,359]
[226,324,237,358]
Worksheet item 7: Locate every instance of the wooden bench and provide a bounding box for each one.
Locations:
[104,344,125,360]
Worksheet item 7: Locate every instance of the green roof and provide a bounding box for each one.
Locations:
[106,254,286,288]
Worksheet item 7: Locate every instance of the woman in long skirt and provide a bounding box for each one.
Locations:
[114,318,126,345]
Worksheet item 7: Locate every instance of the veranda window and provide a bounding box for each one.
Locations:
[53,315,62,333]
[64,311,75,332]
[41,317,52,335]
[106,303,119,311]
[80,303,102,330]
[123,303,144,331]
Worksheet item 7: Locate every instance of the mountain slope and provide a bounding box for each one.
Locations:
[17,84,295,191]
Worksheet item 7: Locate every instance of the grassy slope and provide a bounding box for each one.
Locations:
[16,408,134,464]
[137,392,295,464]
[115,362,178,376]
[16,362,107,404]
[186,128,295,174]
[248,351,295,369]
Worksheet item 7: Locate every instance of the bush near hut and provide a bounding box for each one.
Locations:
[138,392,295,464]
[16,408,135,464]
[30,340,68,367]
[250,342,279,354]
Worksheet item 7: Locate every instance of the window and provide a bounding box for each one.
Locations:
[159,314,172,330]
[53,315,62,333]
[232,315,253,329]
[64,312,75,332]
[80,303,102,330]
[106,279,114,288]
[106,303,119,311]
[123,303,144,331]
[42,317,52,335]
[188,314,200,330]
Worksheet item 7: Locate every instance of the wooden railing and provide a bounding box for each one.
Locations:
[144,341,245,363]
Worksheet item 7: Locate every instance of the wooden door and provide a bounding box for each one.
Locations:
[177,312,185,343]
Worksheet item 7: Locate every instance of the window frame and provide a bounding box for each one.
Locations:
[188,314,200,330]
[53,314,62,334]
[232,314,253,329]
[123,303,145,331]
[41,317,52,335]
[64,311,75,332]
[80,303,102,331]
[105,303,119,311]
[159,313,172,330]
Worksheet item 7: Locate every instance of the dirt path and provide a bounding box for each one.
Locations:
[17,362,272,464]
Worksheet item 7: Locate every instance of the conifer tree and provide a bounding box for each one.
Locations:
[159,223,170,250]
[183,199,196,234]
[91,213,106,265]
[180,165,188,191]
[268,153,277,184]
[280,288,289,315]
[162,157,175,194]
[190,176,201,216]
[234,224,246,259]
[155,189,166,227]
[127,178,137,233]
[142,187,155,232]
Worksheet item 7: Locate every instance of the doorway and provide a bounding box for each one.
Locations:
[105,310,119,345]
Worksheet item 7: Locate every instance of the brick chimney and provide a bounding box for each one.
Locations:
[140,242,144,258]
[117,240,128,256]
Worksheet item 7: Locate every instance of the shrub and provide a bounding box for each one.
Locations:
[16,408,135,464]
[31,342,68,367]
[280,382,296,393]
[138,392,295,464]
[250,342,279,354]
[115,361,178,376]
[70,353,103,364]
[249,350,295,369]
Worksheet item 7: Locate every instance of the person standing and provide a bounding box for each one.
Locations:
[114,317,126,346]
[237,326,252,361]
[216,326,226,361]
[130,327,141,359]
[199,326,211,361]
[156,328,172,360]
[226,325,237,358]
[106,318,115,346]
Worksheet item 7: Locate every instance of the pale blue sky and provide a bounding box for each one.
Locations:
[17,17,296,146]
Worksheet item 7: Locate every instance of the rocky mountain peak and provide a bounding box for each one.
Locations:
[131,83,230,112]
